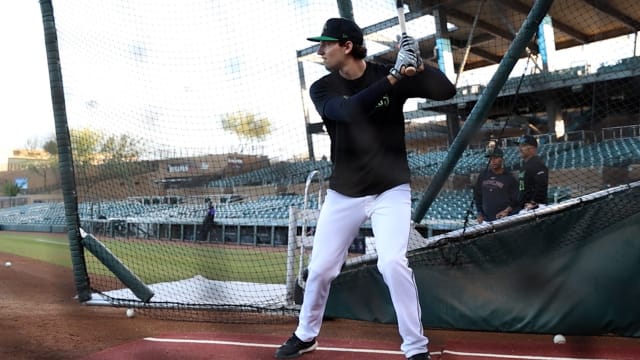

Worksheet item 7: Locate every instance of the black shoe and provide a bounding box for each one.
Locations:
[408,352,431,360]
[274,333,317,359]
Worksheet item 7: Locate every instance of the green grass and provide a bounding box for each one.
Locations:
[0,232,72,268]
[95,238,289,284]
[0,232,293,284]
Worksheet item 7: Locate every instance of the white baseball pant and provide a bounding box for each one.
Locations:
[294,183,428,357]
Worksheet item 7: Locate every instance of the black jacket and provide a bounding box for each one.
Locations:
[518,155,549,206]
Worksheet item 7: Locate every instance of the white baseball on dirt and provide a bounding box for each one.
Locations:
[553,334,566,344]
[125,308,136,318]
[4,261,12,267]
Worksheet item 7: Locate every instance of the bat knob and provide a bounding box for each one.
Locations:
[405,66,417,76]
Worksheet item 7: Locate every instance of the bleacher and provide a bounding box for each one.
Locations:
[0,203,65,225]
[1,128,639,238]
[419,190,474,221]
[407,137,640,174]
[207,159,331,188]
[540,138,640,169]
[0,202,66,232]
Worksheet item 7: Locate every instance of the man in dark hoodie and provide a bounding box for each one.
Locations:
[474,147,518,223]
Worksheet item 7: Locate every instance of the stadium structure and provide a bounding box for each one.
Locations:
[1,0,639,336]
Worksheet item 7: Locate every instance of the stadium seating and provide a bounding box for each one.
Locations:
[2,134,639,236]
[207,159,331,188]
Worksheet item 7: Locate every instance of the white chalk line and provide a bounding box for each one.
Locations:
[143,337,619,360]
[144,337,405,355]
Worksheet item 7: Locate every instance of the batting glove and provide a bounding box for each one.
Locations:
[400,35,423,69]
[390,45,418,80]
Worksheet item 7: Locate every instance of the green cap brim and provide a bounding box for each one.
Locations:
[307,35,339,42]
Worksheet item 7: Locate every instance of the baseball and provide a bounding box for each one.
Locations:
[125,308,136,318]
[4,261,12,267]
[553,334,566,344]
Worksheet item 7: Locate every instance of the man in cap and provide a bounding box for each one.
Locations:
[517,134,549,210]
[474,147,519,223]
[274,17,456,360]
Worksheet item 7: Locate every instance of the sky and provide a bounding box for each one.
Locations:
[0,0,55,164]
[1,1,637,169]
[1,0,316,163]
[0,0,415,166]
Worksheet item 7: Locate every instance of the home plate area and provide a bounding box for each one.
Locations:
[82,331,638,360]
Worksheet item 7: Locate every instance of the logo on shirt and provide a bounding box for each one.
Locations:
[483,179,505,189]
[376,95,390,108]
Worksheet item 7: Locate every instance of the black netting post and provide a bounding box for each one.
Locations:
[39,0,91,302]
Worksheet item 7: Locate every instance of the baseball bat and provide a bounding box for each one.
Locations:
[396,0,416,76]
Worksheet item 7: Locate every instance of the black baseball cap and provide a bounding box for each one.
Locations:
[307,18,363,45]
[485,147,504,158]
[518,134,538,147]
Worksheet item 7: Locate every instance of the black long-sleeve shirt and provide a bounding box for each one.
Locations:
[309,62,456,197]
[518,155,549,206]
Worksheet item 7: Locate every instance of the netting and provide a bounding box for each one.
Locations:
[35,0,640,323]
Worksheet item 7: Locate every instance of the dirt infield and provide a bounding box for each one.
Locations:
[2,252,639,360]
[0,252,406,359]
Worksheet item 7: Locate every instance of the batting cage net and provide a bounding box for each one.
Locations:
[21,0,640,325]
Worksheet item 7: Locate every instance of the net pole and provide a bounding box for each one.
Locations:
[81,232,154,302]
[412,0,555,224]
[455,0,486,87]
[337,0,355,22]
[38,0,91,302]
[285,206,299,304]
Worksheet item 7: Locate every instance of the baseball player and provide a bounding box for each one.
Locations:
[517,134,549,211]
[275,18,456,360]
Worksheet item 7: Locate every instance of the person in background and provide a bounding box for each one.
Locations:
[517,134,549,210]
[274,17,455,360]
[199,202,216,241]
[474,147,518,223]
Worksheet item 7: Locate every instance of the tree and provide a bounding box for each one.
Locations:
[69,128,143,166]
[25,136,41,152]
[221,111,272,141]
[70,128,103,166]
[101,134,142,163]
[26,135,60,193]
[2,182,21,197]
[43,138,58,156]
